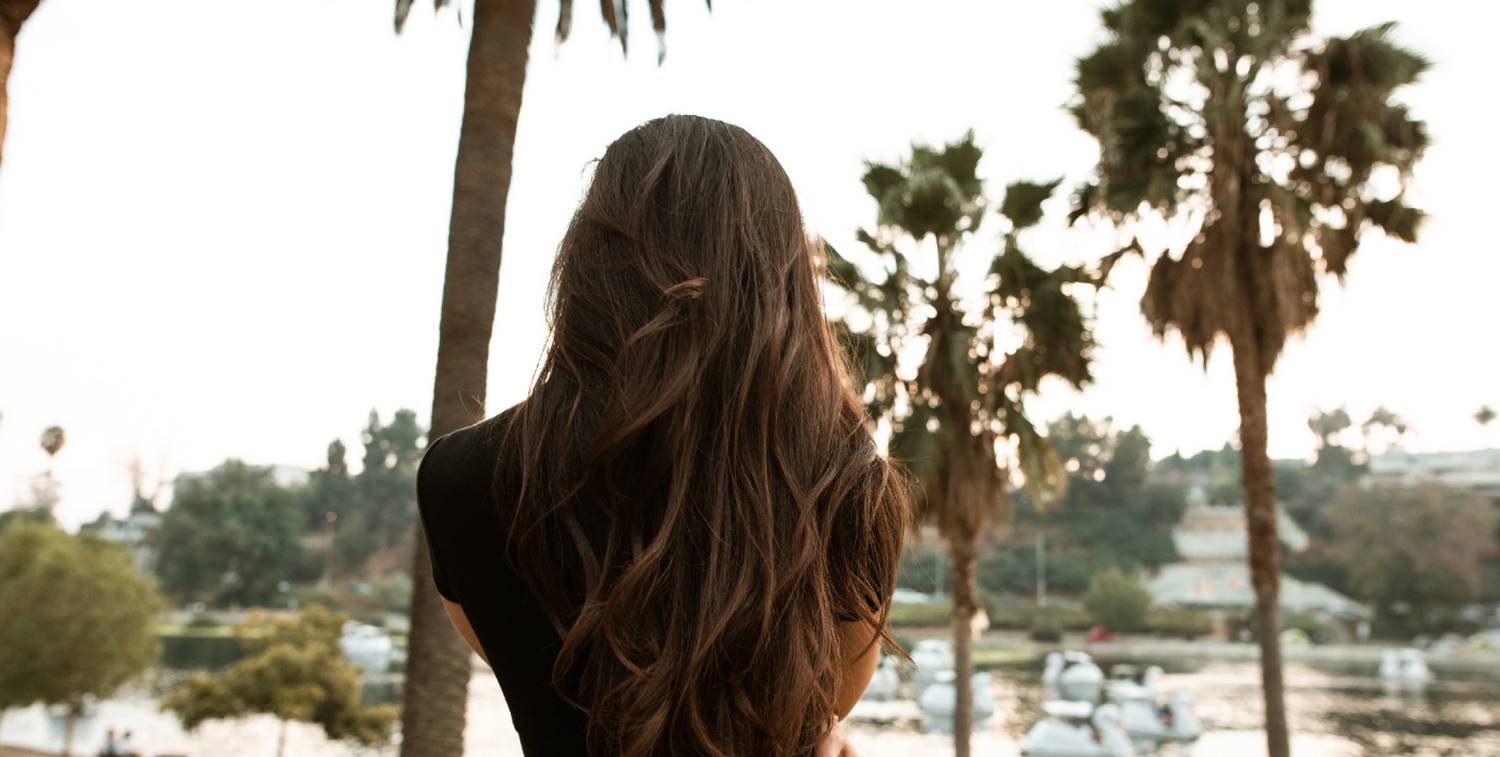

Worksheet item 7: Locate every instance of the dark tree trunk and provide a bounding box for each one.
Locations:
[0,0,42,175]
[400,1,536,756]
[948,533,977,757]
[1231,336,1290,757]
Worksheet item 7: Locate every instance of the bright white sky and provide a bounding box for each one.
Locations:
[1,0,1494,530]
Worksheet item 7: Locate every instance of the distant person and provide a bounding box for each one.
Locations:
[99,729,120,757]
[418,115,909,757]
[116,731,140,757]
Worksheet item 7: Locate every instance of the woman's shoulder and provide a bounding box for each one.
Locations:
[423,406,518,464]
[418,406,520,497]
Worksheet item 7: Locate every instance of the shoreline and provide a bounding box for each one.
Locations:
[1,746,58,757]
[892,628,1500,670]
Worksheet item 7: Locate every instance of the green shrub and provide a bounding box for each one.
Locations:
[291,585,336,608]
[1029,614,1063,642]
[1143,609,1212,637]
[887,601,953,628]
[186,614,224,629]
[159,634,244,670]
[1081,567,1150,631]
[1281,613,1322,636]
[981,601,1092,631]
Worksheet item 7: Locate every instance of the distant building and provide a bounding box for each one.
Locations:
[1172,500,1309,563]
[1145,487,1368,619]
[82,504,162,573]
[1367,448,1500,496]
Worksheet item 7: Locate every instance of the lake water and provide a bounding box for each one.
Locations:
[3,657,1498,757]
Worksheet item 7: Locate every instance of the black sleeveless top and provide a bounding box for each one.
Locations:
[418,407,892,755]
[416,409,591,756]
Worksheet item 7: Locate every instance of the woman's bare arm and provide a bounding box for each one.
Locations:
[442,598,490,666]
[819,620,881,757]
[834,620,880,719]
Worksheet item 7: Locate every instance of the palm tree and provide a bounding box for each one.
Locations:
[829,134,1092,757]
[1474,405,1495,428]
[1069,3,1428,754]
[0,0,41,176]
[392,2,706,755]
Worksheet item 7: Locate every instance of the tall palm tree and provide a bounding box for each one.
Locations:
[392,2,706,755]
[1069,3,1428,754]
[829,134,1092,757]
[0,0,41,176]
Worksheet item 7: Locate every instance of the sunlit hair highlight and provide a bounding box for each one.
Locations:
[491,115,908,757]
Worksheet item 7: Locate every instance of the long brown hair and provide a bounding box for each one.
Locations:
[491,115,908,757]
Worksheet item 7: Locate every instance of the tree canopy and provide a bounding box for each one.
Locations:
[1038,414,1185,570]
[1082,566,1152,632]
[1327,484,1498,621]
[0,521,160,750]
[831,133,1092,532]
[163,605,397,757]
[156,460,304,606]
[300,409,426,576]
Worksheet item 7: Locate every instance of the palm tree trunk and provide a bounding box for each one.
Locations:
[1230,336,1289,757]
[400,1,535,757]
[949,533,977,757]
[0,0,42,175]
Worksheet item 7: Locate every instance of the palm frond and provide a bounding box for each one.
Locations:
[1318,23,1429,95]
[861,163,905,204]
[999,179,1063,230]
[1007,402,1066,510]
[393,0,449,34]
[1076,42,1144,96]
[599,0,619,41]
[1364,198,1424,244]
[555,0,574,46]
[648,0,666,63]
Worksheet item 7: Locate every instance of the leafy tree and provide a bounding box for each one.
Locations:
[977,540,1114,597]
[1360,405,1409,453]
[304,411,426,576]
[830,133,1091,756]
[163,606,397,757]
[1071,2,1429,752]
[1,424,69,529]
[1081,567,1151,632]
[390,0,711,748]
[332,511,378,577]
[1042,414,1185,569]
[0,521,161,755]
[0,500,53,531]
[1308,406,1358,476]
[156,461,304,606]
[1326,485,1498,625]
[39,424,64,462]
[301,440,355,532]
[300,439,358,583]
[354,409,424,547]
